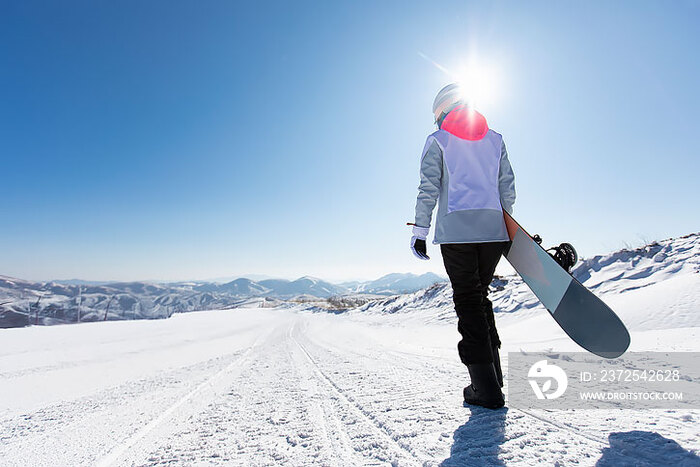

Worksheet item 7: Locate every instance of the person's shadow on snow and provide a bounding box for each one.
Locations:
[440,406,507,467]
[596,431,700,466]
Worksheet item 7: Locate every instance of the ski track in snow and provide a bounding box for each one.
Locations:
[130,320,418,467]
[1,309,698,466]
[313,318,700,464]
[295,321,608,466]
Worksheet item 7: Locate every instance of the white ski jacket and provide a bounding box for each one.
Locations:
[414,106,516,244]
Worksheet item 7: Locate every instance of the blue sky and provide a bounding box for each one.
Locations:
[1,1,698,282]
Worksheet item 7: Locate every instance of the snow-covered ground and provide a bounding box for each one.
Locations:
[1,233,699,466]
[1,303,698,466]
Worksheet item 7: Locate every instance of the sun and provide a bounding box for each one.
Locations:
[452,61,501,110]
[418,51,504,111]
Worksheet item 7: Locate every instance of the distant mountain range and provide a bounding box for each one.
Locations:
[2,231,698,329]
[0,273,447,328]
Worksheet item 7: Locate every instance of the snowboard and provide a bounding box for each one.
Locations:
[503,211,630,358]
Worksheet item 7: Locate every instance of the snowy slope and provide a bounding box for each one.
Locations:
[1,308,697,466]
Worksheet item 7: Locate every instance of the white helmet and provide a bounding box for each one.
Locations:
[432,83,464,121]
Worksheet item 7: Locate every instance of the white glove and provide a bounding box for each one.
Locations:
[410,226,430,260]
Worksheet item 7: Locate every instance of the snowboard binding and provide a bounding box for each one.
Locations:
[533,235,578,273]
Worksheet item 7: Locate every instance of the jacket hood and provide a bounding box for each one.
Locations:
[440,105,489,141]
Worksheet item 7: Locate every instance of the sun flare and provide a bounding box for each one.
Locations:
[452,61,501,110]
[419,51,502,111]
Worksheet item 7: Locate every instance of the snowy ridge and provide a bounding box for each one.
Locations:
[351,275,540,324]
[353,232,700,331]
[341,272,447,295]
[572,232,700,295]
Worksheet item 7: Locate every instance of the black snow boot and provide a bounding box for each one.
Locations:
[492,344,504,388]
[464,363,505,409]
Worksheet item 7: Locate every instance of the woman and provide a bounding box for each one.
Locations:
[410,83,516,409]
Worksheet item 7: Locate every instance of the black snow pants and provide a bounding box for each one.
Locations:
[440,242,509,365]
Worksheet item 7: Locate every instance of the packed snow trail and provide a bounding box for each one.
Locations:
[1,309,698,466]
